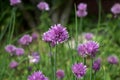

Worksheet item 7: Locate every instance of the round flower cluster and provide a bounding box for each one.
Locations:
[42,24,69,46]
[9,61,18,69]
[72,63,87,79]
[107,55,119,64]
[77,41,99,57]
[28,71,48,80]
[83,33,94,41]
[5,45,24,56]
[28,52,40,64]
[37,2,50,11]
[19,34,32,45]
[111,3,120,17]
[56,69,65,79]
[10,0,21,6]
[92,58,101,72]
[77,3,87,17]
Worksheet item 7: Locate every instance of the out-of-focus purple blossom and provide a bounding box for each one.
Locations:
[107,55,119,64]
[19,34,32,45]
[28,52,40,63]
[9,61,18,69]
[37,2,50,11]
[77,3,87,17]
[77,10,87,17]
[32,32,39,40]
[85,41,99,57]
[92,58,101,72]
[10,0,21,6]
[15,48,24,56]
[84,33,94,40]
[77,41,99,57]
[56,69,65,79]
[72,63,87,79]
[5,45,16,55]
[28,71,48,80]
[77,44,87,57]
[77,3,87,11]
[42,24,69,46]
[111,3,120,16]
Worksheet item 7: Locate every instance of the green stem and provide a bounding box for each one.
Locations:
[90,58,93,80]
[80,18,83,34]
[97,0,101,34]
[10,7,16,43]
[94,71,96,80]
[74,4,78,49]
[49,44,54,79]
[54,45,57,80]
[83,57,86,80]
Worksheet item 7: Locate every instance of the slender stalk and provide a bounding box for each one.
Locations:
[80,17,83,33]
[93,71,96,80]
[10,7,16,43]
[90,58,93,80]
[53,45,57,80]
[74,4,78,49]
[97,0,101,34]
[83,57,86,80]
[48,44,54,79]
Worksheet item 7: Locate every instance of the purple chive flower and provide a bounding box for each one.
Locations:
[37,2,50,11]
[5,45,16,55]
[32,32,39,40]
[42,24,69,46]
[92,58,101,72]
[19,34,32,45]
[28,71,48,80]
[72,63,87,79]
[10,0,21,6]
[85,41,99,57]
[56,69,65,79]
[78,3,87,11]
[111,3,120,16]
[107,55,119,64]
[77,3,87,17]
[15,48,24,56]
[28,52,40,63]
[77,10,87,17]
[77,41,99,57]
[77,44,87,57]
[9,61,18,69]
[84,33,94,40]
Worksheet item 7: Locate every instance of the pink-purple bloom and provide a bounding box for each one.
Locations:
[28,52,40,63]
[111,3,120,16]
[77,41,99,57]
[10,0,21,6]
[19,34,32,45]
[37,2,50,11]
[32,32,39,40]
[77,3,87,17]
[5,45,16,55]
[107,55,119,64]
[85,41,99,57]
[92,58,101,72]
[72,63,87,79]
[56,69,65,79]
[42,24,69,46]
[28,71,48,80]
[77,44,87,57]
[9,61,18,69]
[15,48,24,56]
[84,33,94,40]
